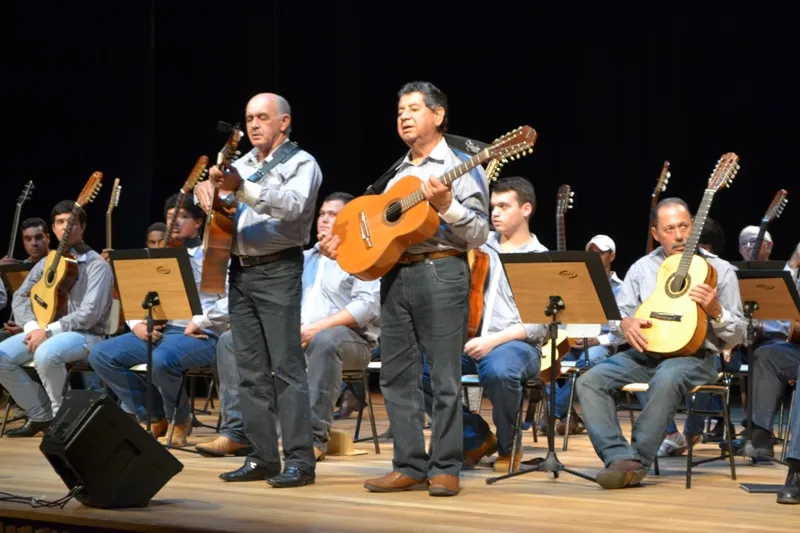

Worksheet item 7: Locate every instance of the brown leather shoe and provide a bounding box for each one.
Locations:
[196,436,252,457]
[428,474,460,496]
[494,448,523,473]
[364,472,428,493]
[158,419,192,447]
[150,418,168,439]
[314,447,326,462]
[464,432,498,469]
[595,459,648,489]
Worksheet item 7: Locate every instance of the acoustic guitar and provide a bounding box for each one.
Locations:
[105,178,124,334]
[6,181,35,260]
[200,126,243,293]
[539,184,574,383]
[748,189,788,261]
[332,126,538,281]
[646,160,671,254]
[162,156,209,248]
[29,172,103,327]
[634,153,739,356]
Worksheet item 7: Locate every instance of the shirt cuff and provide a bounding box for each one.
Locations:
[439,199,467,224]
[344,301,370,328]
[127,319,143,330]
[240,180,261,207]
[596,334,611,346]
[46,321,64,336]
[192,314,213,331]
[711,307,730,328]
[23,321,42,334]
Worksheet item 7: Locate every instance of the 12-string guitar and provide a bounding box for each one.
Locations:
[634,153,739,356]
[200,125,242,293]
[162,156,209,248]
[332,126,538,281]
[29,172,103,327]
[6,181,34,260]
[647,160,671,254]
[105,178,124,334]
[748,189,788,261]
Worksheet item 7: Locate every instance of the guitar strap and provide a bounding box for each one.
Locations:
[363,133,489,195]
[247,141,302,183]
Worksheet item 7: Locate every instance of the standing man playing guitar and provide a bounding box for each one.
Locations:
[195,93,322,488]
[321,81,490,496]
[576,198,746,489]
[0,201,113,437]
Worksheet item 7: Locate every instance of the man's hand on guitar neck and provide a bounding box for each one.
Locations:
[195,176,237,215]
[621,317,652,352]
[688,283,723,320]
[421,176,453,214]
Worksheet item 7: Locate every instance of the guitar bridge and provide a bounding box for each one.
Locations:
[359,211,373,249]
[34,295,48,309]
[650,311,682,322]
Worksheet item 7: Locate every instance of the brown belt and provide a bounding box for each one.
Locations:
[397,249,464,264]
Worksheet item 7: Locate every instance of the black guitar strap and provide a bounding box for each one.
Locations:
[363,133,490,195]
[248,141,302,183]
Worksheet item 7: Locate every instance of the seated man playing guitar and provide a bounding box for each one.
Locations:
[0,202,113,437]
[576,198,745,489]
[89,194,229,447]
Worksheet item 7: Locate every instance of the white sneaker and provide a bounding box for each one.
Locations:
[657,432,688,457]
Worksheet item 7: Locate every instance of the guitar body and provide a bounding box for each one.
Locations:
[333,175,441,281]
[634,253,717,357]
[29,250,79,327]
[200,194,235,293]
[539,328,571,384]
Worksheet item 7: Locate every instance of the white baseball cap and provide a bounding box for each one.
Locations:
[586,235,615,253]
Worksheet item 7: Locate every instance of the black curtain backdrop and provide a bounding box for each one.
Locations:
[3,1,797,277]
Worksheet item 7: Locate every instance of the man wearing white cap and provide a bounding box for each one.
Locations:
[553,234,623,435]
[738,225,773,261]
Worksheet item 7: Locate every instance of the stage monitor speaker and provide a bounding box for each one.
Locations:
[39,390,184,508]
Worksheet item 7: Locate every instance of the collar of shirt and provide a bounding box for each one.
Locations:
[486,231,548,253]
[396,136,449,173]
[609,271,622,285]
[239,139,291,170]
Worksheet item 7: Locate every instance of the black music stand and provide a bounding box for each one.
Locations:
[733,268,800,493]
[486,251,621,485]
[108,248,202,452]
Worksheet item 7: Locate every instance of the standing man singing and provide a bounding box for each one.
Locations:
[195,92,322,488]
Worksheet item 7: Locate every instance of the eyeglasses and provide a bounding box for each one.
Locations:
[740,239,771,247]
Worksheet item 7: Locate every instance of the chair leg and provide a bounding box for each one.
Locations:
[562,372,578,451]
[686,392,698,489]
[362,373,380,454]
[353,380,365,442]
[510,386,526,474]
[721,388,737,481]
[781,388,795,462]
[0,400,13,437]
[165,374,188,445]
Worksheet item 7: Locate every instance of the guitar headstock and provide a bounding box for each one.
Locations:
[762,189,789,224]
[654,160,670,196]
[485,158,502,183]
[107,178,121,215]
[217,123,244,168]
[556,184,574,216]
[77,171,103,207]
[17,180,34,206]
[183,155,210,192]
[707,152,740,191]
[486,126,537,162]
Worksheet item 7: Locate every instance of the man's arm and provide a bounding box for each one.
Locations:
[12,260,45,333]
[440,168,489,249]
[238,156,323,221]
[46,259,114,335]
[614,263,642,320]
[710,265,746,347]
[307,277,380,331]
[192,295,229,331]
[0,282,6,310]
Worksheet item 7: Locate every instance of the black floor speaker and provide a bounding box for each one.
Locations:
[39,390,184,508]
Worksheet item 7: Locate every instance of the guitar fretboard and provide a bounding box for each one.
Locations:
[556,214,566,252]
[398,149,490,213]
[48,204,82,277]
[674,189,714,283]
[749,223,769,261]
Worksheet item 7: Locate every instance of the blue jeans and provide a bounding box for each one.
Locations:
[215,330,247,445]
[747,342,800,450]
[576,348,718,467]
[0,331,102,422]
[423,341,541,456]
[88,326,217,425]
[553,345,611,419]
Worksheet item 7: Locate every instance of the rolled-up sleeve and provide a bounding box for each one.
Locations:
[441,169,489,249]
[50,259,114,334]
[239,157,322,221]
[710,266,746,346]
[344,278,380,328]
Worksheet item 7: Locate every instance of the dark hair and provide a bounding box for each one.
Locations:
[164,193,205,221]
[323,192,354,205]
[397,81,448,132]
[21,217,48,234]
[147,222,167,233]
[491,177,536,212]
[651,197,690,227]
[51,200,86,226]
[699,216,726,255]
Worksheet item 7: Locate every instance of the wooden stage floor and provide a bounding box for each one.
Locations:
[0,396,797,532]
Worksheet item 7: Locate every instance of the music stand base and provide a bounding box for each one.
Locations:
[740,483,783,494]
[486,451,597,484]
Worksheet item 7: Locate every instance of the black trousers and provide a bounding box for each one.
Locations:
[228,251,315,474]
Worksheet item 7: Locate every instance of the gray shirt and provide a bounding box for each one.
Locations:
[385,137,489,254]
[0,282,6,310]
[614,247,746,354]
[16,248,113,337]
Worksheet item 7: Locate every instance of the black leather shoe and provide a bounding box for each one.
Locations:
[5,419,50,438]
[777,471,800,504]
[722,435,774,460]
[267,466,315,488]
[219,461,280,482]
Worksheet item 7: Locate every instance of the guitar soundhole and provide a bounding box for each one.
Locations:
[45,269,55,285]
[384,202,402,224]
[666,273,690,298]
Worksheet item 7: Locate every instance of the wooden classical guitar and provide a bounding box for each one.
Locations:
[6,181,34,260]
[539,184,574,383]
[105,178,124,334]
[200,126,243,293]
[333,126,538,281]
[748,189,788,261]
[647,160,671,254]
[634,153,739,356]
[162,156,209,248]
[29,172,103,327]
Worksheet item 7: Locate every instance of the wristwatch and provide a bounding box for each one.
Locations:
[44,326,53,338]
[712,308,725,324]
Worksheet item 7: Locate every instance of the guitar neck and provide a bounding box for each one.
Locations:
[105,211,113,250]
[49,205,81,274]
[646,196,659,254]
[404,149,489,209]
[749,222,769,261]
[164,191,186,242]
[675,189,715,279]
[556,214,566,252]
[7,204,22,258]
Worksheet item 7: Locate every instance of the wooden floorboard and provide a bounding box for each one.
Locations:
[0,396,797,532]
